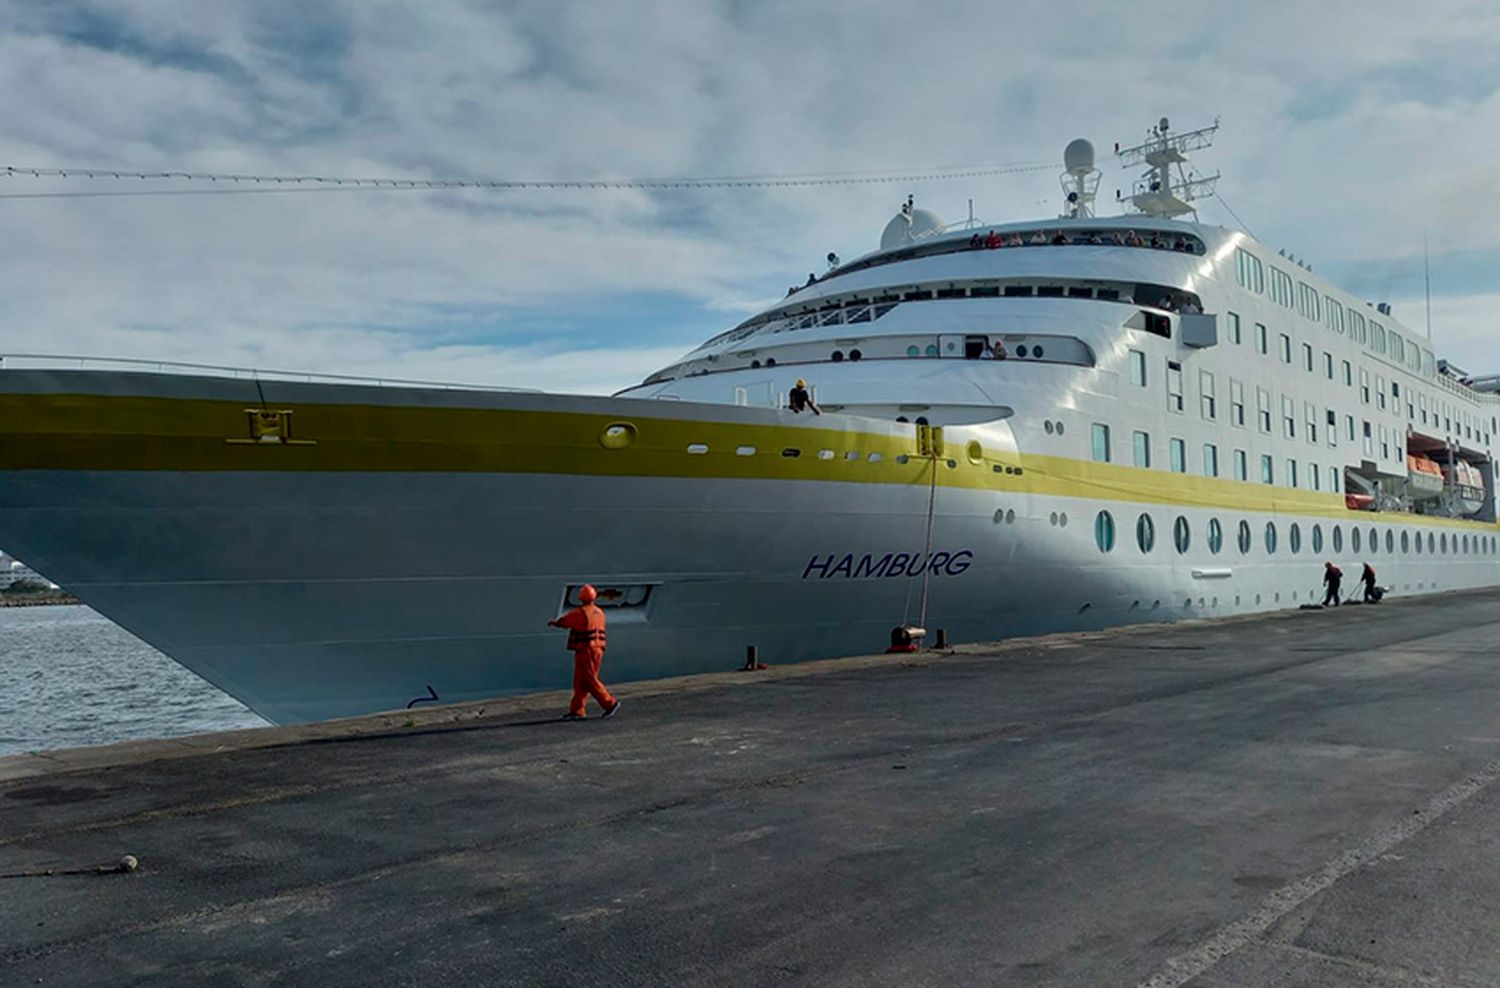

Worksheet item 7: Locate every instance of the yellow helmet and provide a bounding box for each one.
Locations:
[795,378,807,388]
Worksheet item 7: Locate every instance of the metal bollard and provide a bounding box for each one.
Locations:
[743,644,758,671]
[934,628,948,649]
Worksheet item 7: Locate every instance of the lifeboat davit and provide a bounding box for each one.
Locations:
[1407,454,1444,500]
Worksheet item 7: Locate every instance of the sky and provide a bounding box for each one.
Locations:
[1,0,1498,393]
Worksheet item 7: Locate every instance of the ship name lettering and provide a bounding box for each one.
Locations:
[801,550,973,580]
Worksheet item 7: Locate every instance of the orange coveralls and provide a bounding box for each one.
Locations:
[555,604,615,717]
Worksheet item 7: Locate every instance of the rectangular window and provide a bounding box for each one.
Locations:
[1167,361,1183,413]
[1375,374,1386,410]
[1199,370,1216,420]
[1305,401,1318,444]
[1379,424,1389,460]
[1309,464,1320,491]
[1257,388,1272,433]
[1230,379,1245,427]
[1129,349,1146,387]
[1279,333,1292,364]
[1286,459,1298,488]
[1363,420,1373,456]
[1260,454,1274,484]
[1323,352,1333,379]
[1091,422,1111,463]
[1235,248,1264,293]
[1360,368,1370,404]
[1325,296,1345,335]
[1345,414,1355,442]
[1226,311,1242,344]
[1169,437,1186,473]
[1327,409,1338,446]
[1202,443,1219,477]
[1342,359,1353,386]
[1132,430,1151,468]
[1233,449,1248,481]
[1331,467,1342,493]
[1282,395,1296,438]
[1255,323,1268,354]
[1301,342,1313,372]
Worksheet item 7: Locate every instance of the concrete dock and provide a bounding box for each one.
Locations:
[5,591,1500,986]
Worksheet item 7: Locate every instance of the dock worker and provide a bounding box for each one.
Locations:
[547,584,620,721]
[1360,563,1379,603]
[1322,561,1343,607]
[789,378,821,415]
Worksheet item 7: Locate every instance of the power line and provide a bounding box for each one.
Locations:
[0,161,1054,200]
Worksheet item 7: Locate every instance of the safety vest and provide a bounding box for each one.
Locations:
[564,605,607,651]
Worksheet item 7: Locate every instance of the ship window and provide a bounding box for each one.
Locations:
[924,344,939,356]
[970,285,1000,297]
[1386,530,1395,553]
[1369,527,1378,552]
[868,452,883,463]
[1352,527,1362,552]
[1429,532,1435,553]
[1173,516,1191,554]
[1279,333,1292,364]
[1226,311,1242,344]
[736,446,756,456]
[1136,513,1156,553]
[1415,530,1423,554]
[818,449,835,460]
[1037,285,1064,297]
[907,345,920,356]
[687,444,709,454]
[1255,323,1268,354]
[1097,288,1120,301]
[1233,449,1247,481]
[1237,520,1252,554]
[1167,361,1184,412]
[895,454,910,464]
[1289,523,1302,554]
[849,349,862,361]
[1441,533,1448,553]
[1091,423,1111,463]
[1170,438,1186,473]
[1095,511,1116,553]
[1202,443,1219,477]
[1401,530,1410,553]
[831,350,844,362]
[1333,525,1344,553]
[1312,524,1324,554]
[1129,349,1147,387]
[1260,454,1274,484]
[844,450,860,460]
[1003,285,1034,297]
[1207,518,1223,554]
[1067,287,1092,298]
[1133,430,1151,468]
[1265,522,1278,555]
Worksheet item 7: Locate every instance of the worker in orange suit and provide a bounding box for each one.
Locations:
[548,584,620,721]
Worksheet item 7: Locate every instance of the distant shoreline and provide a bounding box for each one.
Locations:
[0,590,81,607]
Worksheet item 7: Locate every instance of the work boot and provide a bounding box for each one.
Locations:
[601,701,622,719]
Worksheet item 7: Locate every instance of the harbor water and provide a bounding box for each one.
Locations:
[0,605,265,755]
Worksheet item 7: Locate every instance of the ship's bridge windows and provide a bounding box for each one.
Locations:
[1235,247,1265,294]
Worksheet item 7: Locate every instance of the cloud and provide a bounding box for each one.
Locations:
[0,1,1498,394]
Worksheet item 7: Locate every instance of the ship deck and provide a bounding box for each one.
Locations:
[6,589,1500,986]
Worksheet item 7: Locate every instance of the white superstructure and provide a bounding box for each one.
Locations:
[0,121,1496,724]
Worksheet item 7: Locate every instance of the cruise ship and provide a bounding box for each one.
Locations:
[2,119,1497,724]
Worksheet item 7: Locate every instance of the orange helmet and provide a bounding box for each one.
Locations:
[578,584,597,604]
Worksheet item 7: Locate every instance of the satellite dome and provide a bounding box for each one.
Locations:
[880,207,946,250]
[1063,138,1096,175]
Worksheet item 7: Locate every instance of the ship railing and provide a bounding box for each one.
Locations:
[0,353,537,393]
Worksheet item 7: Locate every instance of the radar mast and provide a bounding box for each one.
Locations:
[1059,139,1100,218]
[1116,116,1220,220]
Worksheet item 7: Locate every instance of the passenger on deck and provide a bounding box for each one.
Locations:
[985,229,1002,249]
[1009,233,1025,247]
[1322,561,1343,607]
[969,233,983,249]
[1149,232,1166,249]
[1110,231,1125,245]
[991,340,1007,360]
[1051,230,1069,245]
[1124,230,1142,247]
[805,272,818,287]
[1029,230,1047,245]
[980,340,995,359]
[1173,237,1191,252]
[789,378,821,415]
[1180,298,1203,314]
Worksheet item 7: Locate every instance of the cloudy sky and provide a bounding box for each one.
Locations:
[1,0,1498,393]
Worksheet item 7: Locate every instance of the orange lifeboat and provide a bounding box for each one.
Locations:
[1344,492,1375,511]
[1407,454,1444,500]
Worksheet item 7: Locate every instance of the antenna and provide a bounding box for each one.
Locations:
[1115,116,1220,220]
[1058,139,1100,218]
[1424,231,1433,339]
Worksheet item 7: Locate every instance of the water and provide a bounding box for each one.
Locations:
[0,605,267,755]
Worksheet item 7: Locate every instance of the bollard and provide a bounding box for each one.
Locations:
[934,628,948,649]
[743,644,758,671]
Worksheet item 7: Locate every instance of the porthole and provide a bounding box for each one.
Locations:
[1050,511,1059,526]
[599,422,637,449]
[831,350,844,362]
[1033,345,1045,359]
[1289,523,1301,554]
[844,450,860,460]
[1006,509,1016,523]
[736,445,756,456]
[1333,525,1343,552]
[895,454,911,464]
[686,443,709,454]
[1441,533,1448,553]
[1237,520,1252,554]
[924,344,939,357]
[1415,530,1423,554]
[1463,534,1470,553]
[966,440,984,464]
[1264,521,1278,555]
[781,448,801,458]
[1173,515,1191,554]
[1059,512,1068,527]
[1095,510,1116,553]
[1055,421,1065,436]
[766,357,777,366]
[1044,420,1055,434]
[1137,513,1155,553]
[751,359,762,368]
[1368,527,1377,552]
[1352,528,1361,552]
[946,459,957,469]
[1428,532,1435,553]
[1401,530,1410,553]
[868,452,883,463]
[993,508,1007,525]
[907,345,920,357]
[1207,518,1223,554]
[1312,525,1323,554]
[818,449,835,460]
[850,349,863,361]
[1386,530,1394,553]
[1017,345,1030,358]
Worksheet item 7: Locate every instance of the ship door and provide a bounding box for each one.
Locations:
[963,334,989,359]
[735,381,775,407]
[937,334,967,359]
